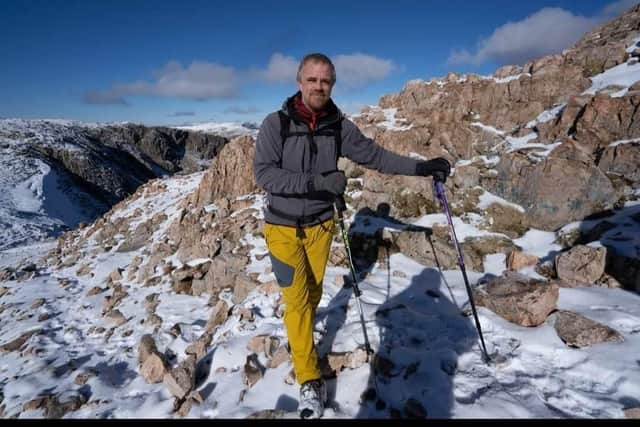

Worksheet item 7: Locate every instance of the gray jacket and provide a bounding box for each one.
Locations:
[254,92,421,227]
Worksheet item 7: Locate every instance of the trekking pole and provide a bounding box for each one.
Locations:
[432,173,491,363]
[335,196,389,410]
[334,195,374,358]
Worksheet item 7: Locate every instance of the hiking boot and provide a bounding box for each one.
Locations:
[299,378,327,419]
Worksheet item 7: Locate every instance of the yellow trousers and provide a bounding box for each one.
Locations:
[264,219,334,384]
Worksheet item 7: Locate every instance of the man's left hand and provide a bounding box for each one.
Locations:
[415,157,451,181]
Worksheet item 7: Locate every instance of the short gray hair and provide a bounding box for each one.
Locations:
[296,53,336,85]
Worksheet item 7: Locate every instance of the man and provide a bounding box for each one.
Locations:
[253,53,450,419]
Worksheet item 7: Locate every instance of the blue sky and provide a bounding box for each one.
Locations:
[0,0,636,126]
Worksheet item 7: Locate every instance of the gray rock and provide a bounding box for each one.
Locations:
[492,147,617,231]
[0,329,40,353]
[243,353,265,388]
[138,334,159,365]
[104,309,127,327]
[185,333,212,360]
[474,272,558,326]
[141,352,168,384]
[232,274,258,304]
[555,245,607,286]
[551,310,624,348]
[205,300,229,333]
[164,365,194,400]
[31,298,46,309]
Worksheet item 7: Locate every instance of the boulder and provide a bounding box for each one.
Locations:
[550,310,624,347]
[555,245,607,286]
[141,352,169,384]
[163,355,196,400]
[205,300,229,333]
[506,251,539,271]
[474,272,558,326]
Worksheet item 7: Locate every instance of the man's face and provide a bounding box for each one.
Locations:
[297,60,334,112]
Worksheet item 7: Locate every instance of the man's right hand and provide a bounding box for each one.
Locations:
[310,171,347,196]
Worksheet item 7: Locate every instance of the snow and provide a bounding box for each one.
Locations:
[580,36,640,97]
[583,61,640,96]
[609,137,640,147]
[0,133,108,250]
[455,155,500,168]
[477,190,525,213]
[526,104,567,129]
[174,122,258,138]
[409,212,510,242]
[1,168,639,420]
[471,120,560,160]
[471,122,505,136]
[483,253,506,276]
[361,107,414,131]
[504,134,561,159]
[513,229,563,260]
[490,73,531,84]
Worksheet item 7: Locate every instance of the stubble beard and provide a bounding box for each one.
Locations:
[307,92,328,111]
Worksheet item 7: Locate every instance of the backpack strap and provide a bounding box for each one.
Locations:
[277,110,291,148]
[333,117,342,164]
[277,110,343,164]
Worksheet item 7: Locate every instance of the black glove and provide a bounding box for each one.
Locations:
[415,157,451,182]
[309,171,347,196]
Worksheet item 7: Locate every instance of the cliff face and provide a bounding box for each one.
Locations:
[349,4,640,231]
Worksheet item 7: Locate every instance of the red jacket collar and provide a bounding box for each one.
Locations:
[293,93,328,131]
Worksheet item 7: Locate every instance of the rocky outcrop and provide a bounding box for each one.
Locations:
[564,4,640,76]
[347,6,640,232]
[390,227,518,273]
[598,141,640,194]
[192,135,257,208]
[490,143,617,230]
[15,123,228,207]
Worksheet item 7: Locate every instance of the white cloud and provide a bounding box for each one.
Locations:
[448,8,597,66]
[254,53,298,83]
[107,61,239,101]
[88,53,397,103]
[251,52,396,89]
[333,53,396,89]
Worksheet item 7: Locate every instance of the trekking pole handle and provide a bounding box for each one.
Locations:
[335,195,347,213]
[433,170,447,183]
